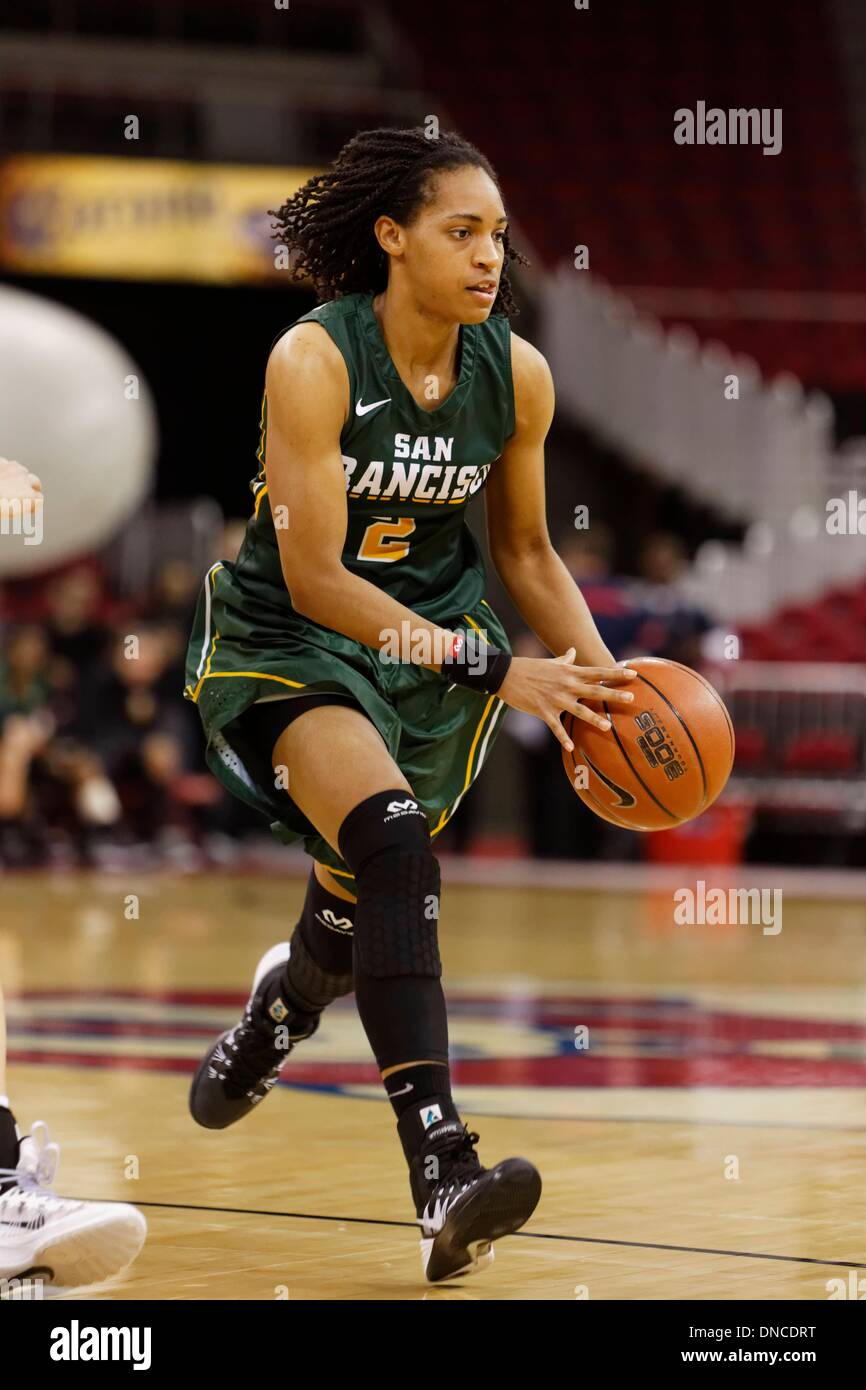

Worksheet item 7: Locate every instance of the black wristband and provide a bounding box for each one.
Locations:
[441,632,512,695]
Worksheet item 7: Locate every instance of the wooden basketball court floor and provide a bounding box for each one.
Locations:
[2,865,865,1301]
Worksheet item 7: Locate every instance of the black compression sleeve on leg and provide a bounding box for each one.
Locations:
[282,869,355,1011]
[297,868,355,972]
[338,790,449,1072]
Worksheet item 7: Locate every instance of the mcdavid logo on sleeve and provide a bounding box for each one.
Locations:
[384,798,425,821]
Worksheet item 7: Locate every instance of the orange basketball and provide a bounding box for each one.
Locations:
[561,657,735,831]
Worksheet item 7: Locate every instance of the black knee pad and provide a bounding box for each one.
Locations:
[337,790,441,979]
[352,847,441,978]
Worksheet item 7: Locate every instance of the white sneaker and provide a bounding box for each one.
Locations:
[0,1121,146,1287]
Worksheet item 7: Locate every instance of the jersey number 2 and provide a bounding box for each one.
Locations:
[357,517,416,563]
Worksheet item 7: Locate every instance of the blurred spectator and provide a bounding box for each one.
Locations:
[143,557,200,707]
[0,709,56,865]
[145,557,199,627]
[637,531,687,586]
[214,517,248,566]
[42,565,111,723]
[0,699,120,870]
[632,531,714,666]
[44,565,108,670]
[0,626,53,718]
[72,627,194,840]
[0,711,54,818]
[558,525,715,665]
[558,527,669,659]
[0,545,269,865]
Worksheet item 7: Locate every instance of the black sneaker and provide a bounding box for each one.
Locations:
[409,1118,542,1282]
[189,943,320,1130]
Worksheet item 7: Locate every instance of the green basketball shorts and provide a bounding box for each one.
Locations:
[184,568,511,884]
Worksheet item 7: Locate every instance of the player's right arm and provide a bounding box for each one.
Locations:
[264,324,452,661]
[263,326,627,749]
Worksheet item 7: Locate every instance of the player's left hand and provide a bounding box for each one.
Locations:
[0,456,43,501]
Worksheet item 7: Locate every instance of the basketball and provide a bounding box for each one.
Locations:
[562,657,735,831]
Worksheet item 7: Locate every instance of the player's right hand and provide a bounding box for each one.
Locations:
[497,647,637,752]
[0,457,42,501]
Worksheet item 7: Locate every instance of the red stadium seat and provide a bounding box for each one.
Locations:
[782,733,859,773]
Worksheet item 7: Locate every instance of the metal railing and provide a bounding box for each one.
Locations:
[709,661,866,821]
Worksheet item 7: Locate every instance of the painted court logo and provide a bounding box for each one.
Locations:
[9,989,861,1091]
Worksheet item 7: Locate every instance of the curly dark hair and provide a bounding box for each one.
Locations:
[269,125,527,316]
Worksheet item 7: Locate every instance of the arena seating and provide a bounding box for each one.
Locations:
[388,0,866,390]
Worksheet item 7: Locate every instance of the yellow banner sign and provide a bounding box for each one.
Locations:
[0,155,316,283]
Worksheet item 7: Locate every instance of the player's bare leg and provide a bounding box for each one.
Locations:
[313,860,357,903]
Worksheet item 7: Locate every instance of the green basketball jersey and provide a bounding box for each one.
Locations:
[236,290,515,622]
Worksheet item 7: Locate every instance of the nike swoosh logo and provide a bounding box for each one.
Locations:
[581,750,637,808]
[386,1082,413,1098]
[355,397,391,417]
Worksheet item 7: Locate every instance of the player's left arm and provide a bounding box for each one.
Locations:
[484,335,617,666]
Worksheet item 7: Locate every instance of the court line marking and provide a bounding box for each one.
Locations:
[82,1198,861,1269]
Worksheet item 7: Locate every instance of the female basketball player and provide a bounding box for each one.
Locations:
[186,127,636,1283]
[0,457,146,1289]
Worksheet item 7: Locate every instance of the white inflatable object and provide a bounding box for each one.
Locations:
[0,285,156,576]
